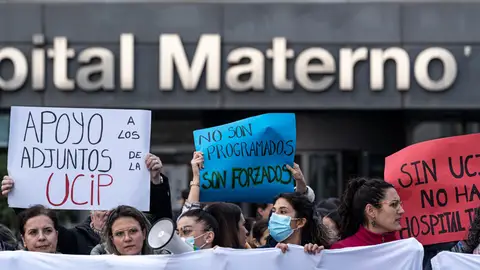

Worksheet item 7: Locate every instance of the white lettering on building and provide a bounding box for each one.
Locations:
[0,33,458,92]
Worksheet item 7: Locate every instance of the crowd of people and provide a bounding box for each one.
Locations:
[0,151,479,270]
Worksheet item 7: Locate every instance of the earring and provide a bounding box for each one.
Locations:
[371,218,376,227]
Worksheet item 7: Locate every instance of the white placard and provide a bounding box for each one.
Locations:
[0,239,424,270]
[7,106,152,211]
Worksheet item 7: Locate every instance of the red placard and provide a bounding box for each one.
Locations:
[384,134,480,246]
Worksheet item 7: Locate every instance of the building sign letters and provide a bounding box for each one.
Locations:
[0,33,458,92]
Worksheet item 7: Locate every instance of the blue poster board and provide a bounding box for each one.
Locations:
[193,113,296,203]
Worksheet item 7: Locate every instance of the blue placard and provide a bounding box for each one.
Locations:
[193,113,296,203]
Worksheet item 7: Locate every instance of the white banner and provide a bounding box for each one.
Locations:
[431,251,480,270]
[0,239,423,270]
[7,106,152,211]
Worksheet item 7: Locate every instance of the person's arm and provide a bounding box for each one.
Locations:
[287,163,315,203]
[177,152,203,221]
[143,154,173,223]
[146,173,173,223]
[294,186,315,203]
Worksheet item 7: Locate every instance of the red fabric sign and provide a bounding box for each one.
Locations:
[384,134,480,246]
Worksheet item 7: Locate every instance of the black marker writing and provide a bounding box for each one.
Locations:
[200,165,293,190]
[205,140,294,160]
[20,147,112,173]
[23,111,104,145]
[397,159,437,188]
[399,211,466,239]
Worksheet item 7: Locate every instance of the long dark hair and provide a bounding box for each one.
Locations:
[465,207,480,251]
[273,192,330,247]
[204,202,243,248]
[338,177,394,239]
[103,205,152,255]
[180,209,219,237]
[317,208,341,229]
[252,219,268,243]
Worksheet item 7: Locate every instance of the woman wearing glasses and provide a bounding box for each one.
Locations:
[331,177,405,249]
[176,209,219,250]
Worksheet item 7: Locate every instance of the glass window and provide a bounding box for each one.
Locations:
[409,121,464,144]
[294,154,302,169]
[151,152,192,211]
[308,152,341,201]
[341,151,361,182]
[366,153,386,179]
[466,122,480,134]
[0,114,9,148]
[151,120,202,146]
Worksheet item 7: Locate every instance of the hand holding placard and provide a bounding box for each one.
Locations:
[385,133,480,245]
[146,153,163,184]
[193,113,296,203]
[191,152,205,177]
[286,163,307,194]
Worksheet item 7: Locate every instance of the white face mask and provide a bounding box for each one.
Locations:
[181,232,209,250]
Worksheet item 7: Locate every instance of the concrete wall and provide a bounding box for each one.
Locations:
[0,2,479,110]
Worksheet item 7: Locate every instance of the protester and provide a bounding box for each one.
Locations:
[256,204,273,220]
[183,152,316,211]
[96,205,155,255]
[251,219,269,248]
[182,151,316,217]
[317,198,340,211]
[245,217,256,246]
[451,207,480,254]
[331,177,404,249]
[1,153,173,255]
[177,209,219,250]
[264,192,330,255]
[17,205,59,253]
[317,207,340,243]
[0,223,20,251]
[204,202,248,249]
[178,151,317,249]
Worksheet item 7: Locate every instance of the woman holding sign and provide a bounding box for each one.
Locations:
[180,152,317,249]
[331,177,405,249]
[17,205,60,253]
[1,153,173,255]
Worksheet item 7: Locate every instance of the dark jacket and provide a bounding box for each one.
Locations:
[260,236,278,248]
[62,216,101,255]
[14,173,173,255]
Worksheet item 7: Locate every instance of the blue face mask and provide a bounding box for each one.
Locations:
[268,213,297,242]
[181,232,209,251]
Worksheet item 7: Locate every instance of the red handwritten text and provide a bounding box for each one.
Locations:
[45,173,114,206]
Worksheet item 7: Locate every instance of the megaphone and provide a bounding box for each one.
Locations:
[147,218,194,254]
